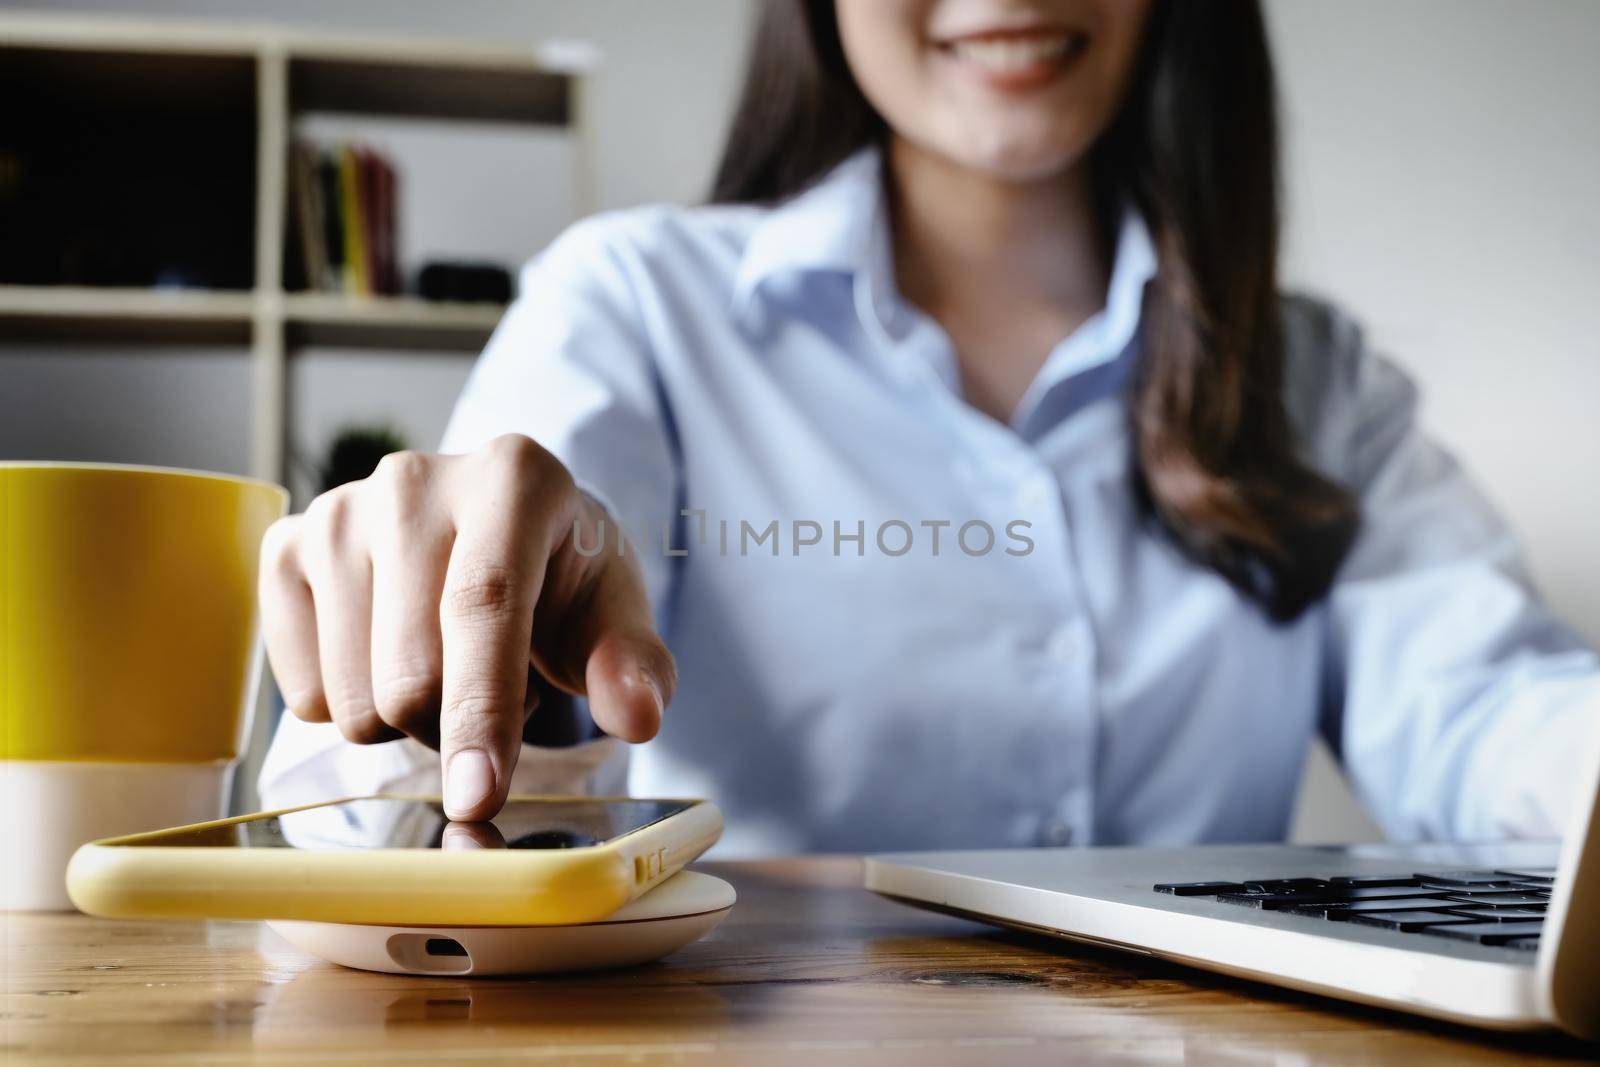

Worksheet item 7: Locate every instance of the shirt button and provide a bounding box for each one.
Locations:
[1015,481,1051,511]
[1038,816,1073,847]
[1045,626,1081,663]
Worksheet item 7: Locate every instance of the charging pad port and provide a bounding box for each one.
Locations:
[386,933,472,974]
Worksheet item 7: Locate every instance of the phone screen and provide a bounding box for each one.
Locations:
[118,798,693,851]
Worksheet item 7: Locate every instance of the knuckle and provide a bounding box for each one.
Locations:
[483,434,564,491]
[259,516,304,581]
[441,687,508,747]
[373,669,441,728]
[259,515,308,585]
[304,486,358,548]
[373,450,431,494]
[333,708,392,745]
[283,690,329,723]
[485,432,544,469]
[324,676,380,737]
[442,563,523,619]
[474,437,575,528]
[375,448,429,480]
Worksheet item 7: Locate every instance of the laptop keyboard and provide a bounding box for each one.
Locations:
[1153,868,1556,951]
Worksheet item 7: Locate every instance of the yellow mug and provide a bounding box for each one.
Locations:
[1,462,287,909]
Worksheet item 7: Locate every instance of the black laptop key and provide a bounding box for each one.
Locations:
[1425,921,1548,946]
[1413,870,1515,886]
[1446,906,1547,922]
[1418,879,1524,892]
[1493,868,1557,881]
[1285,897,1448,919]
[1240,879,1330,895]
[1153,881,1247,896]
[1279,901,1347,917]
[1278,888,1455,914]
[1442,892,1548,906]
[1215,891,1344,910]
[1347,909,1482,932]
[1327,875,1422,889]
[1335,886,1452,901]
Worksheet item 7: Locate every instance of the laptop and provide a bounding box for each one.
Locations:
[865,721,1600,1037]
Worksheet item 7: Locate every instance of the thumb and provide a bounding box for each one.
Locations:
[532,554,675,743]
[584,626,675,743]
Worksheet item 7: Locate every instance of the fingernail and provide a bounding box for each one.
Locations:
[445,749,494,818]
[640,670,664,714]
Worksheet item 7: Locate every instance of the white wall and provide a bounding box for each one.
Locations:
[5,0,1595,842]
[1274,0,1599,642]
[0,345,254,473]
[1269,0,1600,841]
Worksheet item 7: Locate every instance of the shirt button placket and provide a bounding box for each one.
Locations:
[1046,625,1081,664]
[1009,458,1097,851]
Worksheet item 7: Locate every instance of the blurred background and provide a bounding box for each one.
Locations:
[2,0,1596,839]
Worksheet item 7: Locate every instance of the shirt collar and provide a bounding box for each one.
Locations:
[730,147,885,318]
[1095,206,1158,367]
[731,144,1158,380]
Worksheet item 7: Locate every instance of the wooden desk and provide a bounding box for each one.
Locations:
[4,858,1591,1065]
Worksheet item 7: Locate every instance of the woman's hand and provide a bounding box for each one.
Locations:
[258,433,674,820]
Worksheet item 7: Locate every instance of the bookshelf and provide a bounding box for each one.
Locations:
[0,12,597,482]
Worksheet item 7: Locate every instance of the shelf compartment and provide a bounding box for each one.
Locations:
[283,292,504,351]
[0,285,254,343]
[289,56,569,125]
[0,45,258,291]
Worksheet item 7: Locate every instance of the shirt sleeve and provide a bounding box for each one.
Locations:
[1298,299,1600,842]
[257,713,630,812]
[440,214,681,616]
[260,215,680,809]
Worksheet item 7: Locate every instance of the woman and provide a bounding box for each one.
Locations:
[258,0,1598,854]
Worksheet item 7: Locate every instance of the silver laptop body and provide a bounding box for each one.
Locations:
[866,724,1600,1037]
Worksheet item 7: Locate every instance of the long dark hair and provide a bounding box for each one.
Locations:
[711,0,1358,622]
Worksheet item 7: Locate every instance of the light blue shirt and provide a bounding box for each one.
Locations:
[264,148,1599,855]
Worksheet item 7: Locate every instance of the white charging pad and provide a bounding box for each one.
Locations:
[267,870,736,976]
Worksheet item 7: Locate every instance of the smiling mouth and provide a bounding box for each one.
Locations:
[936,29,1089,87]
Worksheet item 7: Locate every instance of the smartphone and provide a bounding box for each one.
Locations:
[67,795,722,927]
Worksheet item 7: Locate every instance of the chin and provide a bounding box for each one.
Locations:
[951,132,1088,184]
[920,106,1094,182]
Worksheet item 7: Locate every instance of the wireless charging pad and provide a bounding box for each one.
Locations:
[267,870,736,976]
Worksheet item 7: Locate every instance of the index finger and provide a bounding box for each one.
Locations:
[437,444,561,820]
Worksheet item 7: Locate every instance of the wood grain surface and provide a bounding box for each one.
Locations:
[3,858,1593,1065]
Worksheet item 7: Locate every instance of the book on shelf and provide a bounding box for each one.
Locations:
[289,143,327,291]
[337,144,367,296]
[288,138,402,298]
[316,150,344,290]
[371,150,399,296]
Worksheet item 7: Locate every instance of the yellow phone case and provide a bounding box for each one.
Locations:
[66,795,723,927]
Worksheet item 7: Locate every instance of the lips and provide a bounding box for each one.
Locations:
[935,28,1089,89]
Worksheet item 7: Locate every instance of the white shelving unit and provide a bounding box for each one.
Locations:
[0,12,597,483]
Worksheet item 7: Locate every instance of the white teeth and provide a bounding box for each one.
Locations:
[949,35,1074,71]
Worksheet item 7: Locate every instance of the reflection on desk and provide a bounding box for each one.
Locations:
[4,858,1592,1064]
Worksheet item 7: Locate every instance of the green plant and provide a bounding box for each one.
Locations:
[318,425,408,494]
